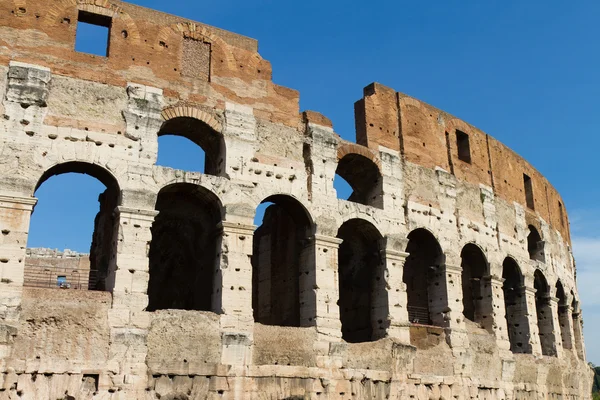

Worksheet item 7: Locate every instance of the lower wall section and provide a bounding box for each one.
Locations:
[0,290,592,399]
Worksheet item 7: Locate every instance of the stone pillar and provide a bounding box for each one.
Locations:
[548,296,563,358]
[380,248,410,343]
[107,206,157,392]
[440,264,469,348]
[0,195,37,323]
[216,222,255,366]
[572,311,585,360]
[524,286,542,356]
[484,276,511,351]
[302,235,342,341]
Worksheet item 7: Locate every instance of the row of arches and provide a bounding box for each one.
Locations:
[158,116,384,207]
[26,163,583,359]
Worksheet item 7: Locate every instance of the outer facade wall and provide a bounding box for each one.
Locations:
[0,1,592,399]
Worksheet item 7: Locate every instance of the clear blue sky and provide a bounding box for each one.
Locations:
[28,0,600,363]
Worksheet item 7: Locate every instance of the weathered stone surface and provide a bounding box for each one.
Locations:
[0,0,592,399]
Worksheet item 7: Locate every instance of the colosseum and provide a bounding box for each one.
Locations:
[0,1,593,399]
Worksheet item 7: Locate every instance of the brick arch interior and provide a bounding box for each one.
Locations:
[534,269,557,356]
[502,257,531,354]
[158,116,225,176]
[251,194,313,327]
[403,228,446,327]
[147,183,223,312]
[555,280,572,350]
[335,152,383,208]
[460,243,492,331]
[336,218,384,343]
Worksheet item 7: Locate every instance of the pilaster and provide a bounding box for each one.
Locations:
[108,206,157,392]
[307,234,343,341]
[380,248,410,343]
[0,195,37,322]
[524,286,542,356]
[484,276,511,352]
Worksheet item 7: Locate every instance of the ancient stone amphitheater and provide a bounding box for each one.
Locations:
[0,1,592,399]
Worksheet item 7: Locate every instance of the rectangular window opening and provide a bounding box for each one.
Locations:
[523,173,534,210]
[558,201,565,226]
[75,11,111,57]
[456,130,472,163]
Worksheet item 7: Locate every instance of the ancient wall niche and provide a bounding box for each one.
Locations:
[182,37,211,82]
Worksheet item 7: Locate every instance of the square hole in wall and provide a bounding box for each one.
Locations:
[523,173,534,210]
[456,130,471,163]
[74,11,111,57]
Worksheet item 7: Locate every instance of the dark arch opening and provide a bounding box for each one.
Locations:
[555,281,571,350]
[534,269,556,356]
[335,154,383,208]
[403,229,445,326]
[460,244,491,330]
[28,162,121,292]
[252,195,313,327]
[337,219,384,343]
[527,225,545,262]
[147,183,222,312]
[502,257,531,353]
[571,292,584,359]
[158,117,225,176]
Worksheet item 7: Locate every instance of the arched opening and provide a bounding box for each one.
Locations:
[534,270,556,356]
[571,293,584,359]
[158,117,225,175]
[555,281,571,350]
[252,195,313,327]
[527,225,545,262]
[27,162,120,291]
[147,183,222,312]
[502,258,531,353]
[336,219,384,343]
[403,229,446,326]
[335,153,383,208]
[460,244,491,330]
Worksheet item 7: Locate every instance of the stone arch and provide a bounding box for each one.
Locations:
[31,161,121,292]
[534,269,556,356]
[527,225,545,262]
[403,228,446,326]
[335,145,383,207]
[158,107,225,175]
[336,218,385,343]
[252,194,314,327]
[555,280,571,350]
[147,183,223,312]
[460,243,492,330]
[34,161,120,196]
[502,257,531,354]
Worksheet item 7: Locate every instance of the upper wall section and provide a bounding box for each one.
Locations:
[355,82,571,243]
[0,0,299,126]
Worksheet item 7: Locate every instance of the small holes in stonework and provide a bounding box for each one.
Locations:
[62,17,71,24]
[159,41,167,48]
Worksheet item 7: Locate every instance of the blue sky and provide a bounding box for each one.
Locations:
[28,0,600,363]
